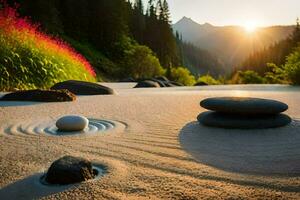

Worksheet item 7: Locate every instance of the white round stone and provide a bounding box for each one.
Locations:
[56,115,89,132]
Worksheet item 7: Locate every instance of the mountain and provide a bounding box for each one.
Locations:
[173,17,294,74]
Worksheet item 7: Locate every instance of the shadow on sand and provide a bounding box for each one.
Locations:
[179,120,300,176]
[0,173,74,200]
[0,101,44,107]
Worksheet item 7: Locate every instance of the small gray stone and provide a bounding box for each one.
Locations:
[197,111,292,129]
[200,97,288,115]
[56,115,89,132]
[45,156,95,185]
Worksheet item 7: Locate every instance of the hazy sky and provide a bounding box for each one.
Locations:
[142,0,300,26]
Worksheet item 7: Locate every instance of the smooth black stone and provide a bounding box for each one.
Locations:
[197,111,292,129]
[0,89,76,102]
[194,81,208,86]
[45,156,95,185]
[134,80,160,88]
[200,97,288,115]
[51,80,115,95]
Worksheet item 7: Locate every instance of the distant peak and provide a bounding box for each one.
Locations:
[179,16,193,22]
[203,22,213,27]
[176,16,198,25]
[182,16,191,20]
[176,17,214,28]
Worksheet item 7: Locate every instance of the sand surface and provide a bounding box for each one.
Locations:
[0,84,300,199]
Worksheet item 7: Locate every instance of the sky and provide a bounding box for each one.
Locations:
[142,0,300,26]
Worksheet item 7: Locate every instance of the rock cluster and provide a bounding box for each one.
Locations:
[198,97,292,129]
[133,76,183,88]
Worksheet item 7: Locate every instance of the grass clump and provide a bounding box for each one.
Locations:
[0,3,96,91]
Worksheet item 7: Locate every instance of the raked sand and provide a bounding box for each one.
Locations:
[0,84,300,199]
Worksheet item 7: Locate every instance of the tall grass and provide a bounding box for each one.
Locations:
[0,2,96,91]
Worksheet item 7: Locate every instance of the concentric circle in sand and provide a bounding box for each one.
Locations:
[1,119,126,136]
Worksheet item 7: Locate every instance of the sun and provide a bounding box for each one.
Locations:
[243,21,258,33]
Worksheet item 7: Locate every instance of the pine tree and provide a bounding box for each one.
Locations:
[134,0,144,14]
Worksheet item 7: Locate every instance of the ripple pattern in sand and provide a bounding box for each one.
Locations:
[1,119,125,136]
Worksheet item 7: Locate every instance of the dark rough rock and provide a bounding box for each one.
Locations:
[134,80,160,88]
[197,111,292,129]
[51,80,115,95]
[45,156,95,185]
[200,97,288,115]
[155,76,169,82]
[195,81,208,86]
[0,89,76,102]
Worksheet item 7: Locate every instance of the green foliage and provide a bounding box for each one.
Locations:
[118,37,165,79]
[63,37,118,81]
[240,19,300,75]
[232,70,266,84]
[0,38,95,91]
[264,63,288,84]
[0,5,95,91]
[283,46,300,85]
[170,67,196,86]
[197,74,220,85]
[18,0,180,72]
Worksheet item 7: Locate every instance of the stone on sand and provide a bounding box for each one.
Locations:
[51,80,115,95]
[200,97,288,115]
[56,115,89,132]
[45,156,95,185]
[134,80,160,88]
[0,89,76,102]
[197,111,292,129]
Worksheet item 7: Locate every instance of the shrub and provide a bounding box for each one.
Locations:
[117,36,165,79]
[0,3,96,91]
[283,46,300,85]
[170,67,196,86]
[197,74,220,85]
[232,70,266,84]
[264,63,288,84]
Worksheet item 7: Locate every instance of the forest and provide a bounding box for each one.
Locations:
[233,19,300,84]
[7,0,183,78]
[1,0,300,90]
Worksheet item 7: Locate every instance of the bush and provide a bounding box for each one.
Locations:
[117,37,165,79]
[170,67,196,86]
[283,46,300,85]
[264,63,288,84]
[197,74,220,85]
[0,4,96,91]
[232,70,266,84]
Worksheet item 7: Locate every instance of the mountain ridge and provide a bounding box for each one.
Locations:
[173,17,294,74]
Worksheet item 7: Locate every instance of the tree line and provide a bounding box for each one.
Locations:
[6,0,181,80]
[239,19,300,75]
